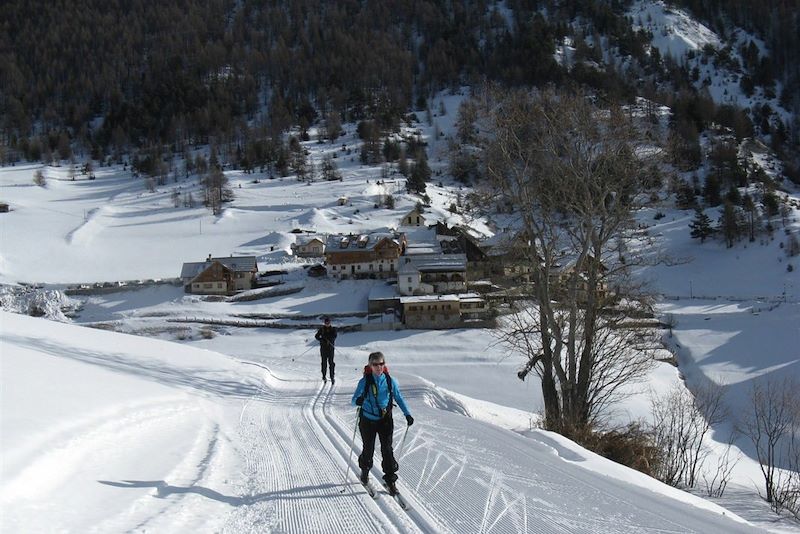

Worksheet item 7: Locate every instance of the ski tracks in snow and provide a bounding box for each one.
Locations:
[222,377,433,533]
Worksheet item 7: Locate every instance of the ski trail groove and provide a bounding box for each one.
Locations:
[223,378,396,533]
[315,385,447,532]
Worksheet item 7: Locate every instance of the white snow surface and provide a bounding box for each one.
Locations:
[1,93,799,531]
[1,311,756,533]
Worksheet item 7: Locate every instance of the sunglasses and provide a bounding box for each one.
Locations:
[370,361,385,367]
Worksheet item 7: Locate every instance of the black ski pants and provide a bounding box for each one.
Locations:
[320,347,335,380]
[358,414,398,483]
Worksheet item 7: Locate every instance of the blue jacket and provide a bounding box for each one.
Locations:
[351,373,411,421]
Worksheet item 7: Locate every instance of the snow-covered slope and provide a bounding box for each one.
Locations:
[1,311,758,533]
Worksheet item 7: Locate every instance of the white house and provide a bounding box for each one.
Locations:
[397,254,467,295]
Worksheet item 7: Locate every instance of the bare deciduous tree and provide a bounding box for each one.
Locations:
[738,377,799,510]
[650,381,728,488]
[203,166,232,215]
[482,87,662,436]
[702,436,740,498]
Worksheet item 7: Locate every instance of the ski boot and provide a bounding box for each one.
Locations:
[386,481,398,496]
[360,469,369,484]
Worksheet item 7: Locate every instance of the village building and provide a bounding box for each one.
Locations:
[291,235,326,258]
[458,293,490,319]
[479,228,536,283]
[367,283,401,316]
[397,254,467,296]
[400,294,461,329]
[399,205,427,227]
[557,254,610,302]
[433,222,493,279]
[180,255,258,295]
[324,230,406,280]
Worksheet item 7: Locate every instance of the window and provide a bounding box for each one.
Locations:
[204,283,212,288]
[217,283,223,288]
[407,277,412,283]
[369,264,373,270]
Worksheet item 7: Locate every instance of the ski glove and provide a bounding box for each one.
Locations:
[405,415,414,426]
[355,397,364,406]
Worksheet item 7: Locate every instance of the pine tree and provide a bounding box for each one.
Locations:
[407,151,430,194]
[689,207,713,243]
[719,201,739,248]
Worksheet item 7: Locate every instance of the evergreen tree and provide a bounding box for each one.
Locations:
[675,179,697,209]
[719,201,740,248]
[742,194,757,242]
[703,174,722,206]
[407,151,430,194]
[689,207,713,243]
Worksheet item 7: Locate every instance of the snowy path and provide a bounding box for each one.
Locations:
[1,312,764,533]
[221,378,418,533]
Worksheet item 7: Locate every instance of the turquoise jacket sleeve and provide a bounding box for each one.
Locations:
[392,377,411,417]
[351,377,366,406]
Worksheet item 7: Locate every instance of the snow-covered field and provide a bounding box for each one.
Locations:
[1,79,799,532]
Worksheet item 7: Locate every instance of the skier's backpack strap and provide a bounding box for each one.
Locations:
[384,371,395,415]
[360,371,394,418]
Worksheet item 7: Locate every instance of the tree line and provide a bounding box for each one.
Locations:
[5,0,795,168]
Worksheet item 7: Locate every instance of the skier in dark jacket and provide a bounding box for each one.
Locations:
[351,351,413,495]
[315,316,337,383]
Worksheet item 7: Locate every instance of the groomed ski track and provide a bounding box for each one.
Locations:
[223,373,438,533]
[217,366,757,534]
[1,310,760,534]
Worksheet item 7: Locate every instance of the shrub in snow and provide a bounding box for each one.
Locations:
[0,285,75,322]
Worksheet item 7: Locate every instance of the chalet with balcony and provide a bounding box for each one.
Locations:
[324,231,406,280]
[181,255,258,294]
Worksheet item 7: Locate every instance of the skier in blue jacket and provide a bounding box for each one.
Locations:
[351,351,414,495]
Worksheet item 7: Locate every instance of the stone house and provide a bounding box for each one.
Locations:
[399,206,427,227]
[400,294,461,329]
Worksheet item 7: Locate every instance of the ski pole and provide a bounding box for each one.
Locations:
[340,407,361,491]
[395,424,411,459]
[296,344,315,359]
